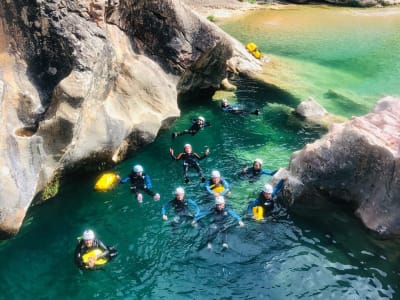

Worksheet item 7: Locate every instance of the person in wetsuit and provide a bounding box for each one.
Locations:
[241,158,278,182]
[192,196,244,250]
[247,176,287,220]
[170,144,210,183]
[74,229,117,270]
[171,116,211,138]
[205,170,231,197]
[161,187,200,230]
[120,164,160,203]
[221,98,260,115]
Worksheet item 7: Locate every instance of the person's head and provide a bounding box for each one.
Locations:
[183,144,192,153]
[211,170,221,183]
[215,196,225,210]
[83,229,95,247]
[262,183,273,199]
[222,98,229,107]
[175,187,185,201]
[197,116,205,125]
[253,158,263,170]
[133,164,144,174]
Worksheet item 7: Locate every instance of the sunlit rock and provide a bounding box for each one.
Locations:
[0,0,260,238]
[284,96,400,238]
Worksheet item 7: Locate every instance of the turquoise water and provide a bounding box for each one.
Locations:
[220,5,400,117]
[1,5,400,300]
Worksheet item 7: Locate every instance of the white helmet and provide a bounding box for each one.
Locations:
[215,196,225,205]
[211,170,221,178]
[222,98,228,104]
[254,158,263,165]
[184,144,192,149]
[262,184,273,194]
[198,116,205,122]
[175,187,185,195]
[83,229,95,241]
[133,165,144,173]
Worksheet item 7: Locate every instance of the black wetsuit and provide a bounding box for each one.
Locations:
[172,119,211,138]
[121,171,155,197]
[194,206,242,245]
[170,151,207,182]
[221,104,259,115]
[74,239,109,269]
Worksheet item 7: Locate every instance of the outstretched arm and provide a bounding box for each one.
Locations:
[261,169,278,176]
[192,207,212,223]
[247,199,260,217]
[272,179,285,197]
[227,209,244,226]
[161,200,173,220]
[188,199,200,216]
[220,180,230,196]
[120,176,130,183]
[144,175,152,189]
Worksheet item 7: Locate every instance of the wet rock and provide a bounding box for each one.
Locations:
[284,96,400,238]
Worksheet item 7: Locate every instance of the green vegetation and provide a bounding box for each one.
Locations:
[40,176,60,202]
[207,15,216,22]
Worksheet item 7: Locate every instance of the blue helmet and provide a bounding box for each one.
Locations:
[133,165,144,173]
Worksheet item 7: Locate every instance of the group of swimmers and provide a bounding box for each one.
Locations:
[75,98,287,269]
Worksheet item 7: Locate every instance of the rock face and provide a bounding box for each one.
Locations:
[284,97,400,238]
[0,0,260,238]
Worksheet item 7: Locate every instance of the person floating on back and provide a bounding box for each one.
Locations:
[247,175,287,221]
[221,98,260,115]
[241,158,277,182]
[74,229,117,270]
[205,170,231,197]
[161,187,200,231]
[170,144,210,183]
[120,164,160,203]
[192,196,244,250]
[171,116,211,139]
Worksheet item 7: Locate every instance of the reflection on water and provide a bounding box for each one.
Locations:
[1,5,400,300]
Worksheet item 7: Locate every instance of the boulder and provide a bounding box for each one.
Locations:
[284,97,400,238]
[0,0,261,238]
[292,97,346,129]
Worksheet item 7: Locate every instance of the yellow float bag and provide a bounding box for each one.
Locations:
[94,172,119,191]
[210,184,225,194]
[246,42,258,52]
[82,248,108,266]
[252,206,264,221]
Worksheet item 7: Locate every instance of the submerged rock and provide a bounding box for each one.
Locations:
[284,96,400,238]
[291,97,346,129]
[0,0,261,238]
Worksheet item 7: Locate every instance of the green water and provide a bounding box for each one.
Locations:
[1,5,400,300]
[220,5,400,117]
